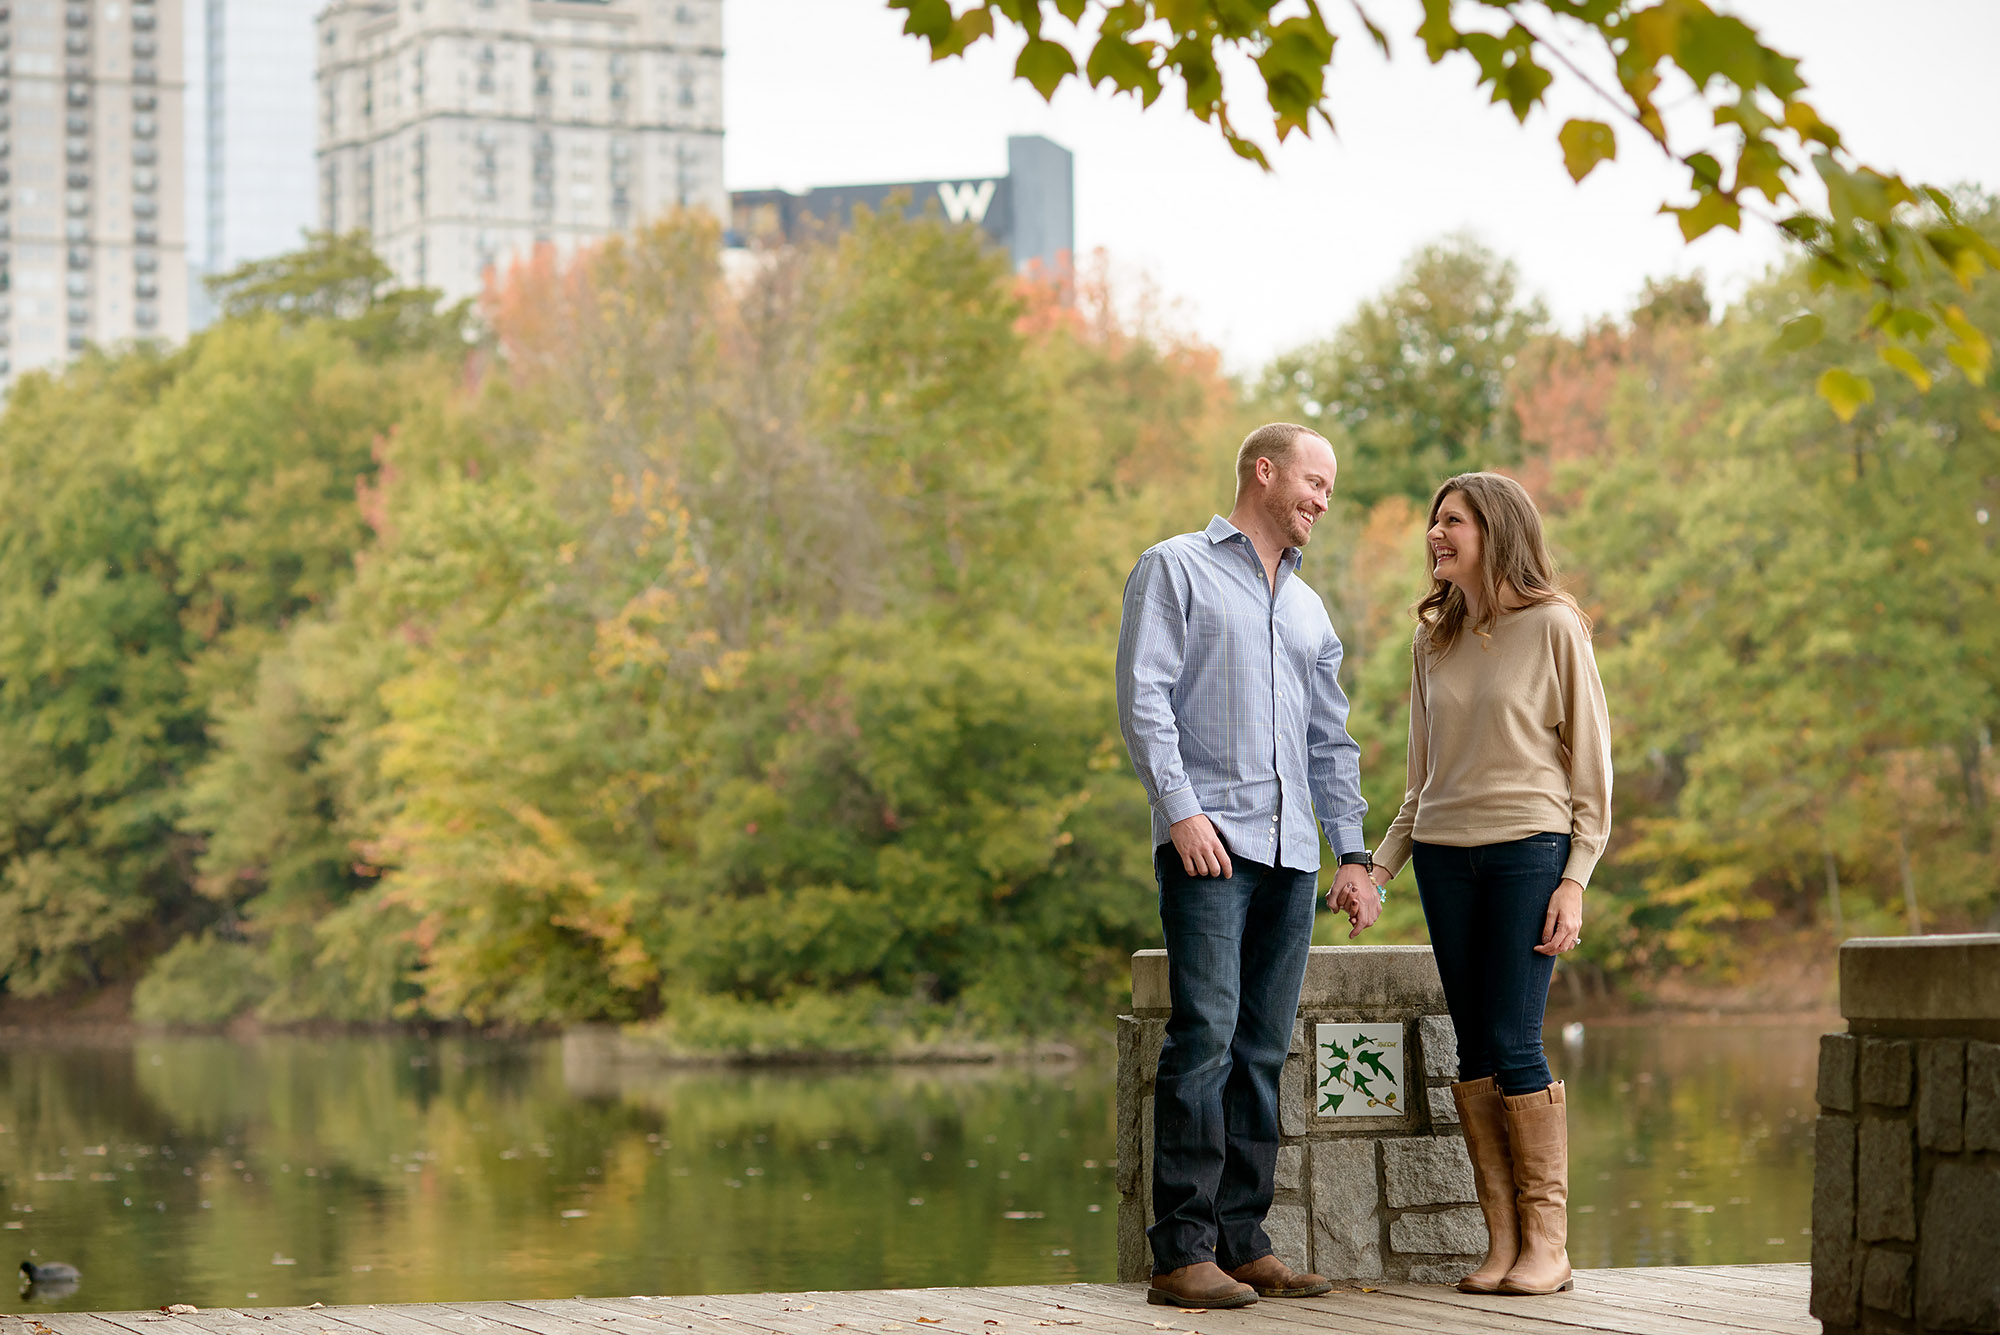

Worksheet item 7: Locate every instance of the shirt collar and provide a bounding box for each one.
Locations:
[1204,514,1304,571]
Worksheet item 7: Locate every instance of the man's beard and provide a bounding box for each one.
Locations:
[1265,494,1312,547]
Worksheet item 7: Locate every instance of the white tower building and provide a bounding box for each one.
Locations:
[2,0,190,389]
[315,0,725,306]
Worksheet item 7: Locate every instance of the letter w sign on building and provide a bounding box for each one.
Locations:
[936,180,998,224]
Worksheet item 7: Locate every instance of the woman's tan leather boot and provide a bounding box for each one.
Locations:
[1497,1081,1573,1295]
[1451,1076,1519,1293]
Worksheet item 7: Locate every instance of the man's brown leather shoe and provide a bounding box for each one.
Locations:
[1146,1262,1258,1308]
[1226,1255,1335,1299]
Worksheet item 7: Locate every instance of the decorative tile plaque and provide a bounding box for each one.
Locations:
[1316,1021,1404,1117]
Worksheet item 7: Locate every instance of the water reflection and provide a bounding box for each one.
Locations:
[0,1021,1817,1312]
[1555,1021,1820,1269]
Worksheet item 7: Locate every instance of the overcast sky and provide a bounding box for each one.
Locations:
[722,2,2000,373]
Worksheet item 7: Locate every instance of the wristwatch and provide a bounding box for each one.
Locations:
[1337,849,1387,902]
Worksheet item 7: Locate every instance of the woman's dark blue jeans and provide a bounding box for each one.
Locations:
[1413,834,1569,1097]
[1148,845,1317,1273]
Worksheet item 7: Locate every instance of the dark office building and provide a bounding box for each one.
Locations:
[730,135,1073,275]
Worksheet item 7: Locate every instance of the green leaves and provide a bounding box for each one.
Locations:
[1558,119,1617,183]
[885,0,1994,426]
[1085,32,1162,104]
[1015,38,1076,99]
[1766,312,1823,356]
[1663,189,1741,242]
[1815,367,1874,423]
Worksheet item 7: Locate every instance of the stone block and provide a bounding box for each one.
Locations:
[1297,945,1447,1011]
[1859,1038,1913,1107]
[1138,1018,1166,1083]
[1810,1243,1861,1328]
[1811,1112,1858,1325]
[1309,1139,1382,1281]
[1967,1040,2000,1153]
[1916,1161,2000,1332]
[1862,1247,1913,1317]
[1281,1055,1308,1139]
[1819,1034,1858,1113]
[1419,1014,1458,1079]
[1405,1262,1474,1285]
[1115,1031,1143,1196]
[1857,1120,1915,1242]
[1389,1207,1486,1256]
[1839,933,2000,1024]
[1428,1085,1460,1125]
[1132,950,1170,1012]
[1382,1136,1476,1208]
[1141,1095,1153,1225]
[1116,1194,1149,1283]
[1918,1039,1966,1152]
[1274,1143,1303,1191]
[1292,1018,1308,1055]
[1265,1202,1310,1275]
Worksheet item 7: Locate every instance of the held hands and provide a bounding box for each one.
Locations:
[1168,814,1232,879]
[1325,864,1382,939]
[1535,878,1586,956]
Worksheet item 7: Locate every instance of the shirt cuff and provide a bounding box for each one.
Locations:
[1155,786,1203,828]
[1324,824,1367,859]
[1561,847,1601,889]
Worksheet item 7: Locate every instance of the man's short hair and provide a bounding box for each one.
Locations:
[1235,422,1320,496]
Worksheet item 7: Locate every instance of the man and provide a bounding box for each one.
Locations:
[1115,423,1382,1309]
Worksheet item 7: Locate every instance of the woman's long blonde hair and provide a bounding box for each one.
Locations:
[1414,472,1589,657]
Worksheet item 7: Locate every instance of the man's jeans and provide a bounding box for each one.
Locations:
[1413,834,1569,1096]
[1148,845,1317,1273]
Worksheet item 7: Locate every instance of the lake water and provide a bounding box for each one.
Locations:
[1,1021,1821,1312]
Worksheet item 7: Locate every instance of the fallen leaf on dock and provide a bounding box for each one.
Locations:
[916,1320,943,1325]
[165,1306,199,1315]
[306,1303,325,1309]
[882,1324,904,1331]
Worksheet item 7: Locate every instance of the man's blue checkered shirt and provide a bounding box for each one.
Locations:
[1114,515,1367,873]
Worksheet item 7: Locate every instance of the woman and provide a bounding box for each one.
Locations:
[1367,472,1610,1296]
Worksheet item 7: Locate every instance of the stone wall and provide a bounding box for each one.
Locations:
[1115,945,1484,1284]
[1811,934,2000,1335]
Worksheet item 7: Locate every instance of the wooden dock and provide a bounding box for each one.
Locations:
[4,1265,1813,1335]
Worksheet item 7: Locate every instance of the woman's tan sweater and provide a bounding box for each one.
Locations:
[1375,600,1612,888]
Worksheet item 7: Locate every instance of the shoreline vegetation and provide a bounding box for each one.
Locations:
[2,209,1994,1047]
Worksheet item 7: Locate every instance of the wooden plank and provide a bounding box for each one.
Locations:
[978,1283,1486,1335]
[1569,1270,1811,1323]
[1589,1266,1808,1299]
[829,1283,1167,1335]
[1353,1282,1806,1335]
[761,1286,1059,1335]
[1163,1277,1781,1335]
[480,1302,734,1335]
[559,1295,797,1335]
[625,1293,825,1335]
[13,1265,1824,1335]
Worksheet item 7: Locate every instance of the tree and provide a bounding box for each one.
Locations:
[207,230,469,357]
[891,0,1996,414]
[1256,235,1547,507]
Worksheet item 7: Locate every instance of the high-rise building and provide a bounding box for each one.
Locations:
[315,0,726,307]
[199,0,318,274]
[2,0,190,390]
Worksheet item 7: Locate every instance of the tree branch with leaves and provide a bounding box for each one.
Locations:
[888,0,1996,417]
